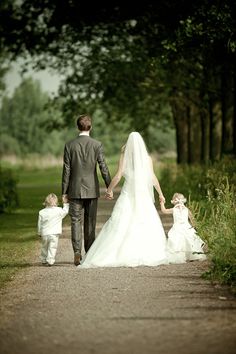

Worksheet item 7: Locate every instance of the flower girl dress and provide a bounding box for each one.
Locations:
[167,204,206,263]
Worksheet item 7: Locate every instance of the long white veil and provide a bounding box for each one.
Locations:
[123,132,154,206]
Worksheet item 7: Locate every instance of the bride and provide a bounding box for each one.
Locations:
[79,132,168,268]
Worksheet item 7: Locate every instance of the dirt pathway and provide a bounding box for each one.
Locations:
[0,191,235,354]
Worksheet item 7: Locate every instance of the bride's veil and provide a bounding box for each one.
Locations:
[123,132,154,207]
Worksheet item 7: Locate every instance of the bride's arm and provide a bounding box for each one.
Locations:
[149,157,165,203]
[105,153,124,198]
[160,200,173,214]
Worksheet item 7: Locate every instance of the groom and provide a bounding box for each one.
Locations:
[62,114,112,265]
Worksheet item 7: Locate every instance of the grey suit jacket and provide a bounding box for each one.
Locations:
[62,135,111,199]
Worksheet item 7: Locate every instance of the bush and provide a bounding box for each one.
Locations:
[0,133,22,156]
[195,176,236,289]
[159,164,208,207]
[159,157,236,289]
[0,167,19,213]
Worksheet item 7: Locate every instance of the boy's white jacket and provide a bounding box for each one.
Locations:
[38,203,69,236]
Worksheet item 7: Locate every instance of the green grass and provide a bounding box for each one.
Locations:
[0,166,64,288]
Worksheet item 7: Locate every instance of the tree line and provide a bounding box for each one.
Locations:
[0,77,175,157]
[0,0,235,163]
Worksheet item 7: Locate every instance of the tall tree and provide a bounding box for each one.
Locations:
[1,1,235,162]
[0,78,62,154]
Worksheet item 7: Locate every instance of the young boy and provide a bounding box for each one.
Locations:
[38,193,69,266]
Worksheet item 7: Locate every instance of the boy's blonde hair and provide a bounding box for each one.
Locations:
[43,193,58,207]
[171,193,187,205]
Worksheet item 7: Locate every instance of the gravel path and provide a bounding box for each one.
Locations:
[0,191,235,354]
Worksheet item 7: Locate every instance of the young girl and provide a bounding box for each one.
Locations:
[37,193,69,266]
[160,193,206,264]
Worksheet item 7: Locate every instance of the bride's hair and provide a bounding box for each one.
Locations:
[171,193,187,205]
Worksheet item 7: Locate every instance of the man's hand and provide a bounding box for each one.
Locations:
[62,194,68,203]
[105,190,113,200]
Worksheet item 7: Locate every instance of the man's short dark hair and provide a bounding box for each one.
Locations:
[77,114,92,131]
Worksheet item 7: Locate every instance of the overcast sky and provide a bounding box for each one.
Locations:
[4,59,61,97]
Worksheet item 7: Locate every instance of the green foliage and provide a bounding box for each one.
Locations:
[0,77,67,156]
[197,177,236,288]
[1,1,235,164]
[0,1,194,145]
[159,157,236,205]
[0,165,63,287]
[0,78,47,153]
[159,164,207,207]
[0,48,10,95]
[159,157,236,288]
[0,167,19,213]
[0,133,21,155]
[148,121,176,153]
[90,109,131,155]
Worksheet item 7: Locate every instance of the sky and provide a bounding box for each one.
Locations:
[3,59,61,97]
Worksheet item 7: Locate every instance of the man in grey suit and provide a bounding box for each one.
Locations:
[62,114,112,265]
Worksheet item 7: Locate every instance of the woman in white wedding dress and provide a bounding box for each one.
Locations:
[79,132,168,268]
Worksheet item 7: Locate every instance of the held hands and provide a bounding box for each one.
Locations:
[62,194,69,203]
[105,189,114,200]
[159,195,165,204]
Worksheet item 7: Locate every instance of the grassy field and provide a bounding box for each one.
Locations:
[0,156,121,288]
[0,167,63,287]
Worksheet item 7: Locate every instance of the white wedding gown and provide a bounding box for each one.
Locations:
[79,178,168,268]
[79,132,168,268]
[167,205,207,263]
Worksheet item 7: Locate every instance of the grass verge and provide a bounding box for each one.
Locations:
[0,167,64,288]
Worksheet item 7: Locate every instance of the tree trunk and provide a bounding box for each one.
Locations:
[170,98,188,164]
[221,62,234,154]
[233,63,236,156]
[209,98,222,161]
[206,63,223,161]
[188,102,202,164]
[200,107,210,163]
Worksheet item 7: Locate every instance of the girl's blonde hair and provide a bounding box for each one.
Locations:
[43,193,58,207]
[171,193,187,205]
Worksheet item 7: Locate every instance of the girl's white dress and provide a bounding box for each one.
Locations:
[79,180,168,268]
[167,204,206,263]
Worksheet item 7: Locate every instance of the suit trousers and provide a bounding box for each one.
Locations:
[69,198,98,256]
[40,234,59,265]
